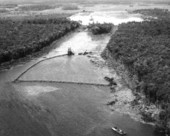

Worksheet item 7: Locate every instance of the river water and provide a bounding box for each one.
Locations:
[0,4,160,136]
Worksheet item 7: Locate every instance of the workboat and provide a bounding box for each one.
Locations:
[112,127,127,135]
[67,48,74,56]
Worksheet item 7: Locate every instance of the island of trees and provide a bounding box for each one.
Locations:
[88,23,113,35]
[103,9,170,135]
[0,18,80,65]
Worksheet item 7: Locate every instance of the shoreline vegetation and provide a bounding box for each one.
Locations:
[0,18,80,65]
[87,23,113,35]
[102,8,170,135]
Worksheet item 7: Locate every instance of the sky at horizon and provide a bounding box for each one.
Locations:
[0,0,169,4]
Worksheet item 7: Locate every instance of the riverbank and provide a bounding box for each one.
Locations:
[101,48,161,125]
[101,15,170,135]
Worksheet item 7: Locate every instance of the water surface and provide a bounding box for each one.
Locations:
[69,4,143,25]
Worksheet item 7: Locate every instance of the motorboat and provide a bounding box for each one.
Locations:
[112,127,127,135]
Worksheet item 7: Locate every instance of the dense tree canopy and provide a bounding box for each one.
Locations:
[0,18,80,64]
[107,20,170,103]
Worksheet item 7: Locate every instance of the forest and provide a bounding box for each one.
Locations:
[0,18,80,65]
[133,8,170,20]
[105,12,170,133]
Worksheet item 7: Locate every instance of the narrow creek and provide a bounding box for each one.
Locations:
[0,6,159,136]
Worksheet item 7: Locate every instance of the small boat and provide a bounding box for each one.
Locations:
[112,127,127,135]
[67,48,74,56]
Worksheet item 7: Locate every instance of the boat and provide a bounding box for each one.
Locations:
[67,48,74,56]
[112,127,127,135]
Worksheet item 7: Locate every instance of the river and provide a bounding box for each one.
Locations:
[0,4,160,136]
